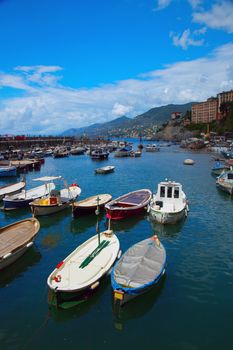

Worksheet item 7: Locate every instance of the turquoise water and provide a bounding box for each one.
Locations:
[0,145,233,350]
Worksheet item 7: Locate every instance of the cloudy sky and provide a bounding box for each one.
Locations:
[0,0,232,135]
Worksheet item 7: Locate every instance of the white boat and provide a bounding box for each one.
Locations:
[3,182,55,210]
[47,226,120,307]
[216,170,233,195]
[0,180,26,200]
[148,180,188,224]
[145,144,160,152]
[0,218,40,270]
[95,166,115,174]
[183,159,195,165]
[29,176,81,216]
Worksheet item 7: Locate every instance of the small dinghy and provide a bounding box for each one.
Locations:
[148,180,188,224]
[3,182,55,210]
[0,180,26,201]
[216,170,233,195]
[72,194,112,217]
[0,218,40,270]
[111,235,166,306]
[29,177,81,216]
[183,159,195,165]
[105,189,152,220]
[47,202,120,308]
[95,166,115,174]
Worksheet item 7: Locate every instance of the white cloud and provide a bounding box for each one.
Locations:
[112,103,133,116]
[0,44,233,134]
[155,0,172,10]
[193,1,233,33]
[170,28,205,49]
[188,0,203,9]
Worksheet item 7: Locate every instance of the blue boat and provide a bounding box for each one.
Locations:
[3,182,55,210]
[0,166,17,177]
[211,160,230,176]
[111,235,166,306]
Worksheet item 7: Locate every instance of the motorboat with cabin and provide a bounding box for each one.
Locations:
[148,180,188,224]
[216,169,233,195]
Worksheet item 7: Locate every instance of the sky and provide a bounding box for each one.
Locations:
[0,0,233,135]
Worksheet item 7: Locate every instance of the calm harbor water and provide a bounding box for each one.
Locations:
[0,144,233,350]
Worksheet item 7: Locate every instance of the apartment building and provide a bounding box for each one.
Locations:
[191,98,218,124]
[217,90,233,112]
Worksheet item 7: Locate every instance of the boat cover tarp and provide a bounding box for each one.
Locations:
[117,191,151,205]
[113,237,166,293]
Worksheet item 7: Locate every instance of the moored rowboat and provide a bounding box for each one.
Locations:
[0,180,26,201]
[72,193,112,217]
[111,235,166,306]
[105,189,152,220]
[47,229,120,307]
[0,218,40,270]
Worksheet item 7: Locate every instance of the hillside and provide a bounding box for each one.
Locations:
[61,102,196,137]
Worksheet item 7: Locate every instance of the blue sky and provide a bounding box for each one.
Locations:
[0,0,233,134]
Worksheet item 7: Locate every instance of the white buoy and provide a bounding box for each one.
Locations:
[184,159,195,165]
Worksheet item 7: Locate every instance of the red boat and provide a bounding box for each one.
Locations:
[105,189,152,220]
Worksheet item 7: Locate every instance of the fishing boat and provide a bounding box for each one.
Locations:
[3,182,55,210]
[95,166,115,174]
[216,170,233,195]
[111,235,166,306]
[105,189,152,220]
[70,147,85,155]
[72,194,112,217]
[29,177,81,216]
[145,144,160,152]
[0,218,40,270]
[53,149,69,158]
[0,166,17,177]
[0,179,26,201]
[211,160,230,176]
[47,201,120,308]
[90,149,109,160]
[114,147,131,157]
[148,180,188,224]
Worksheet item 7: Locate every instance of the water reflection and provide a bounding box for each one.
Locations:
[111,213,146,234]
[0,247,41,288]
[148,216,185,239]
[112,275,166,331]
[70,212,105,235]
[48,277,109,322]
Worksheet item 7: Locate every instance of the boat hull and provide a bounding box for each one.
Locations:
[0,168,17,177]
[105,206,146,220]
[216,182,233,195]
[3,198,33,210]
[0,243,33,270]
[149,207,187,224]
[30,202,71,216]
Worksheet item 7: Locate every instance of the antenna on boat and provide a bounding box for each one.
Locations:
[95,196,100,246]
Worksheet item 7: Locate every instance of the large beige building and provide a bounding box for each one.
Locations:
[191,98,218,124]
[191,89,233,124]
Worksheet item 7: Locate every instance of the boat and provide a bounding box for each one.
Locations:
[70,147,85,155]
[211,160,230,176]
[47,208,120,308]
[111,235,166,306]
[0,179,26,201]
[130,150,142,158]
[0,166,17,177]
[95,166,115,174]
[183,159,195,165]
[53,149,69,158]
[0,218,40,270]
[145,144,160,152]
[105,189,152,220]
[3,182,55,210]
[90,149,109,160]
[148,180,188,224]
[216,170,233,195]
[114,147,131,157]
[29,177,81,216]
[72,194,112,217]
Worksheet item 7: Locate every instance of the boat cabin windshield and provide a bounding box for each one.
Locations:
[227,173,233,180]
[159,184,180,199]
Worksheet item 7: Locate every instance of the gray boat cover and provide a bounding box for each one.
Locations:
[114,237,166,289]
